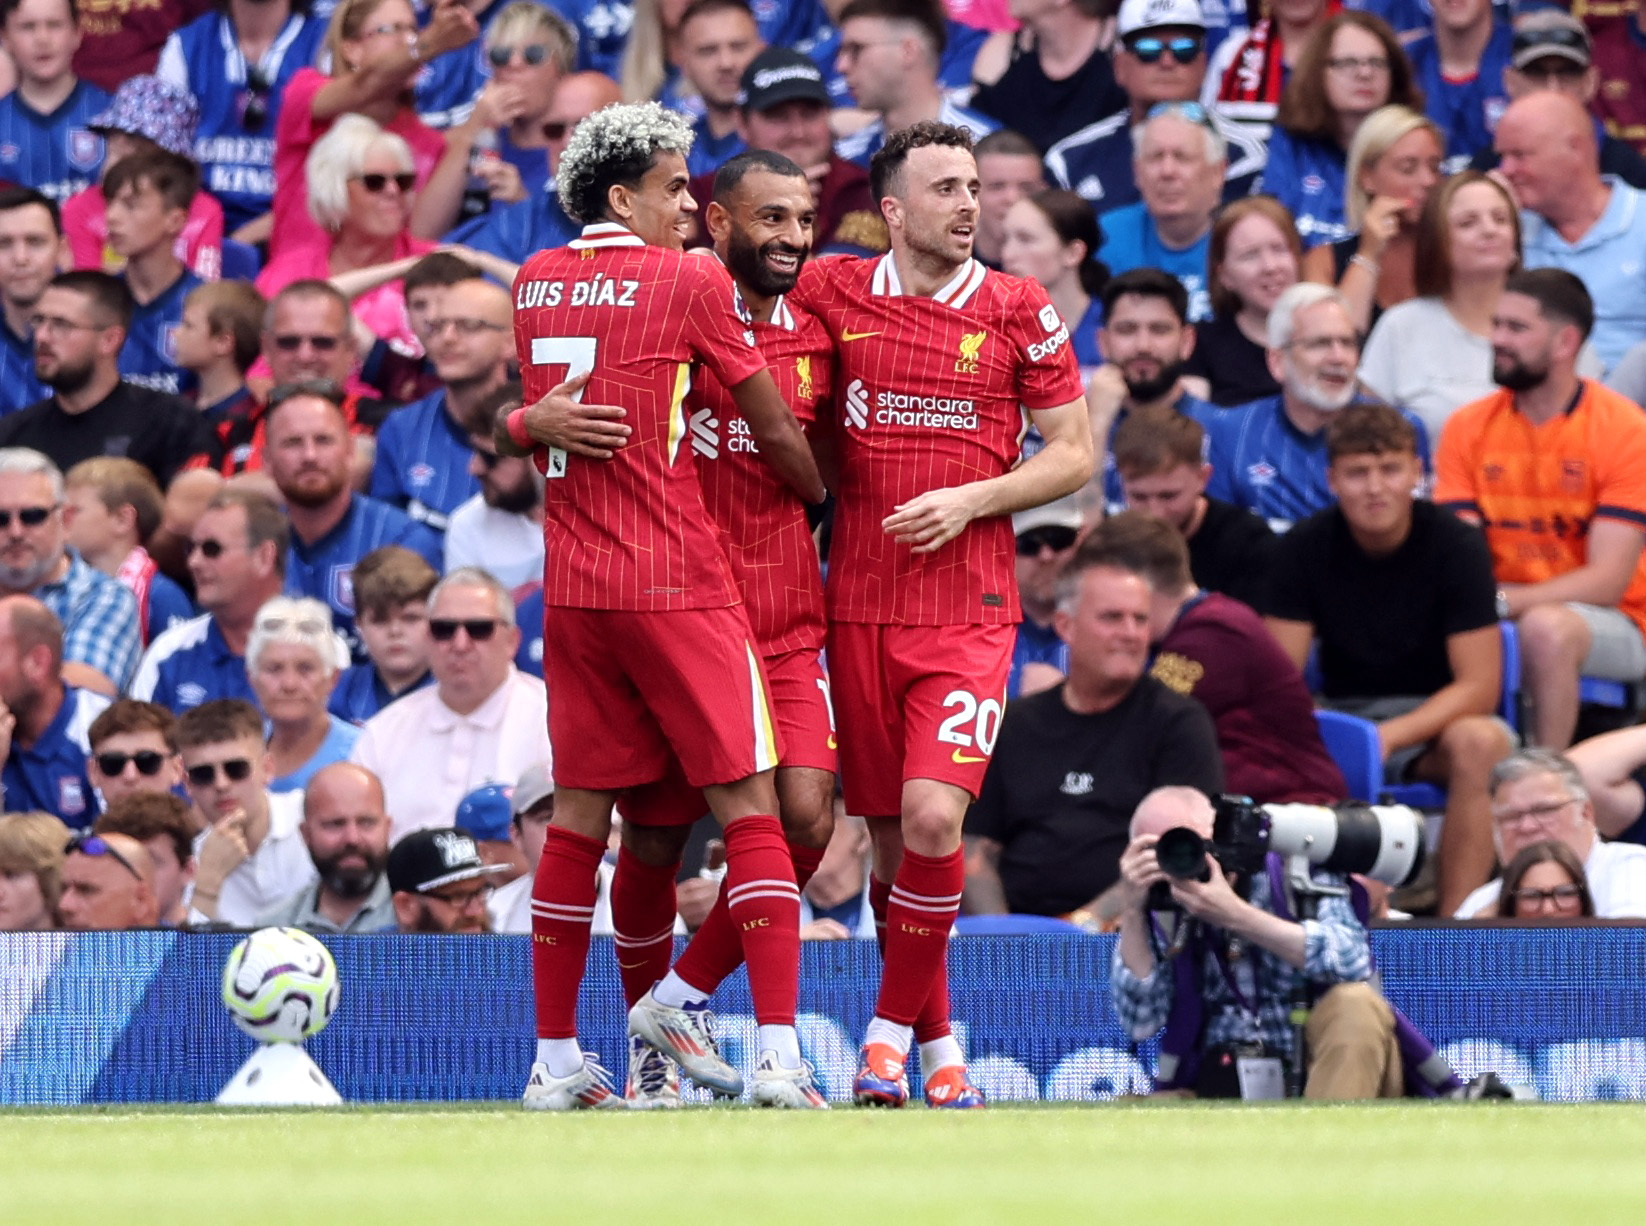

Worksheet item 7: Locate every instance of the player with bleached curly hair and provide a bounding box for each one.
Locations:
[502,99,829,1111]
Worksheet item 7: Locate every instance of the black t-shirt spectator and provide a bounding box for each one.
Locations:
[1189,496,1278,611]
[1184,314,1280,406]
[964,677,1223,915]
[0,382,217,487]
[1266,499,1498,698]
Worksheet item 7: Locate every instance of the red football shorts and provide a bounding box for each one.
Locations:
[544,604,782,791]
[619,646,837,828]
[827,621,1014,817]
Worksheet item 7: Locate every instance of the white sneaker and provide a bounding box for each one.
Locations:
[628,989,744,1097]
[521,1054,626,1111]
[750,1051,829,1109]
[625,1034,681,1110]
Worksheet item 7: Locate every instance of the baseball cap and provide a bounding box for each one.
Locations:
[1510,12,1592,71]
[455,784,513,843]
[386,828,508,895]
[1117,0,1206,38]
[512,762,556,817]
[1012,496,1084,539]
[88,76,200,158]
[739,47,831,113]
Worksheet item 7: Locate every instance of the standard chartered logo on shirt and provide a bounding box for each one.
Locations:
[842,379,978,431]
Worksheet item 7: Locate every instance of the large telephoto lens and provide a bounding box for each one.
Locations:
[1263,803,1426,887]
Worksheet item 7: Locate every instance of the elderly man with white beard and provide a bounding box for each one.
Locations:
[1197,283,1431,531]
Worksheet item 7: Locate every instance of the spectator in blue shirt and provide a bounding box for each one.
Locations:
[0,187,59,416]
[1202,281,1429,528]
[329,545,437,725]
[476,4,579,204]
[132,488,288,715]
[370,277,513,533]
[1402,0,1512,174]
[0,594,109,828]
[62,457,192,648]
[675,0,760,180]
[1097,103,1226,322]
[267,379,442,660]
[0,446,139,693]
[105,149,201,398]
[0,0,110,202]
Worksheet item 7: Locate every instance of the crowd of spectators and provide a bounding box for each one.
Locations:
[0,0,1643,944]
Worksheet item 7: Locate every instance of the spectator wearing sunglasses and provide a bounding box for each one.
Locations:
[59,77,224,284]
[132,489,285,715]
[257,114,435,358]
[446,383,544,590]
[369,278,514,534]
[462,3,578,203]
[94,790,196,926]
[384,824,508,933]
[351,567,549,841]
[63,457,194,649]
[154,0,331,239]
[56,828,161,929]
[178,697,315,926]
[1046,0,1266,219]
[265,381,442,661]
[247,596,358,794]
[1008,499,1082,700]
[85,701,184,807]
[0,449,141,695]
[0,809,69,930]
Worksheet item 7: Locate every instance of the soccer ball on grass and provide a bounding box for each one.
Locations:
[221,926,340,1044]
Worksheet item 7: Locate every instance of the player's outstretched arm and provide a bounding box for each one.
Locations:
[495,372,632,459]
[883,396,1094,553]
[728,368,827,505]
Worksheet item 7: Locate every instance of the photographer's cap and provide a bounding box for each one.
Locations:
[387,828,508,895]
[739,47,831,113]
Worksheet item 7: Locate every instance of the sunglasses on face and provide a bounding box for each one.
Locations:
[1016,526,1078,556]
[542,121,569,141]
[95,750,168,777]
[428,618,501,642]
[271,333,343,352]
[190,537,230,559]
[0,505,54,529]
[488,42,549,67]
[65,832,142,879]
[186,758,255,787]
[1127,35,1204,65]
[355,172,417,194]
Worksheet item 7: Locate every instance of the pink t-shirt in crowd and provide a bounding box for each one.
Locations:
[255,229,436,355]
[270,68,449,255]
[62,187,225,280]
[947,0,1017,32]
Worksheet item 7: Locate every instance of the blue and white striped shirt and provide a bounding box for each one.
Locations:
[119,270,201,397]
[0,81,110,201]
[1,686,108,828]
[36,550,140,691]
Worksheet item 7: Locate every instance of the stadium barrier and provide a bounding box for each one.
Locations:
[1,927,1639,1105]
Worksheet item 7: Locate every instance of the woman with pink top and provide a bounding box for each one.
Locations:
[270,0,479,253]
[257,114,434,354]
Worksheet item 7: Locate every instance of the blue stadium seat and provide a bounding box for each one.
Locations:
[953,915,1082,936]
[1314,709,1383,804]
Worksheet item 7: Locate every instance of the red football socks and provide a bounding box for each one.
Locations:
[720,815,801,1026]
[868,870,953,1041]
[610,845,680,1008]
[872,847,963,1029]
[529,827,606,1039]
[673,839,824,997]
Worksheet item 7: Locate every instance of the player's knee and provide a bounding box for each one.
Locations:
[901,805,964,856]
[622,823,691,867]
[782,801,834,850]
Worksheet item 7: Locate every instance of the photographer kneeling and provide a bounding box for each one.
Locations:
[1111,787,1402,1100]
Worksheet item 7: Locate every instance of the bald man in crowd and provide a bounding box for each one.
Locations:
[56,831,161,929]
[1496,92,1646,373]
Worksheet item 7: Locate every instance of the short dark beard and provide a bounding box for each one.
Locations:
[725,227,804,299]
[1494,356,1547,393]
[1124,361,1185,405]
[279,471,348,509]
[487,473,541,515]
[41,355,96,396]
[314,846,386,900]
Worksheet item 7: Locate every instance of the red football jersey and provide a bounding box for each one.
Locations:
[687,296,834,655]
[513,223,768,611]
[790,253,1084,625]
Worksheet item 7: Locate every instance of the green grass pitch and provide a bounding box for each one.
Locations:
[6,1102,1646,1224]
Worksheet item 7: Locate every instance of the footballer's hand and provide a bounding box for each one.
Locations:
[517,374,632,459]
[883,486,982,553]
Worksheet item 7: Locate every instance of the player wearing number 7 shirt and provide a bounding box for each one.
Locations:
[787,121,1095,1108]
[497,102,829,1112]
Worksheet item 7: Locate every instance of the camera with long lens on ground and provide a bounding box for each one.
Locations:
[1152,794,1426,902]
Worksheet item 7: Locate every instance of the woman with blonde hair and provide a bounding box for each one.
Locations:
[246,596,359,794]
[1302,104,1443,334]
[0,812,71,931]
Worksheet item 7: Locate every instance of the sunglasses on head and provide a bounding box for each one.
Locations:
[1145,99,1212,127]
[65,832,142,879]
[0,505,53,529]
[355,172,417,194]
[257,614,330,636]
[488,42,549,67]
[241,65,271,131]
[95,750,168,777]
[429,618,501,642]
[186,758,255,787]
[271,333,343,352]
[1127,34,1204,65]
[1016,525,1079,556]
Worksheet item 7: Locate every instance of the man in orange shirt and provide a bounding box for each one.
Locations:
[1436,268,1646,750]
